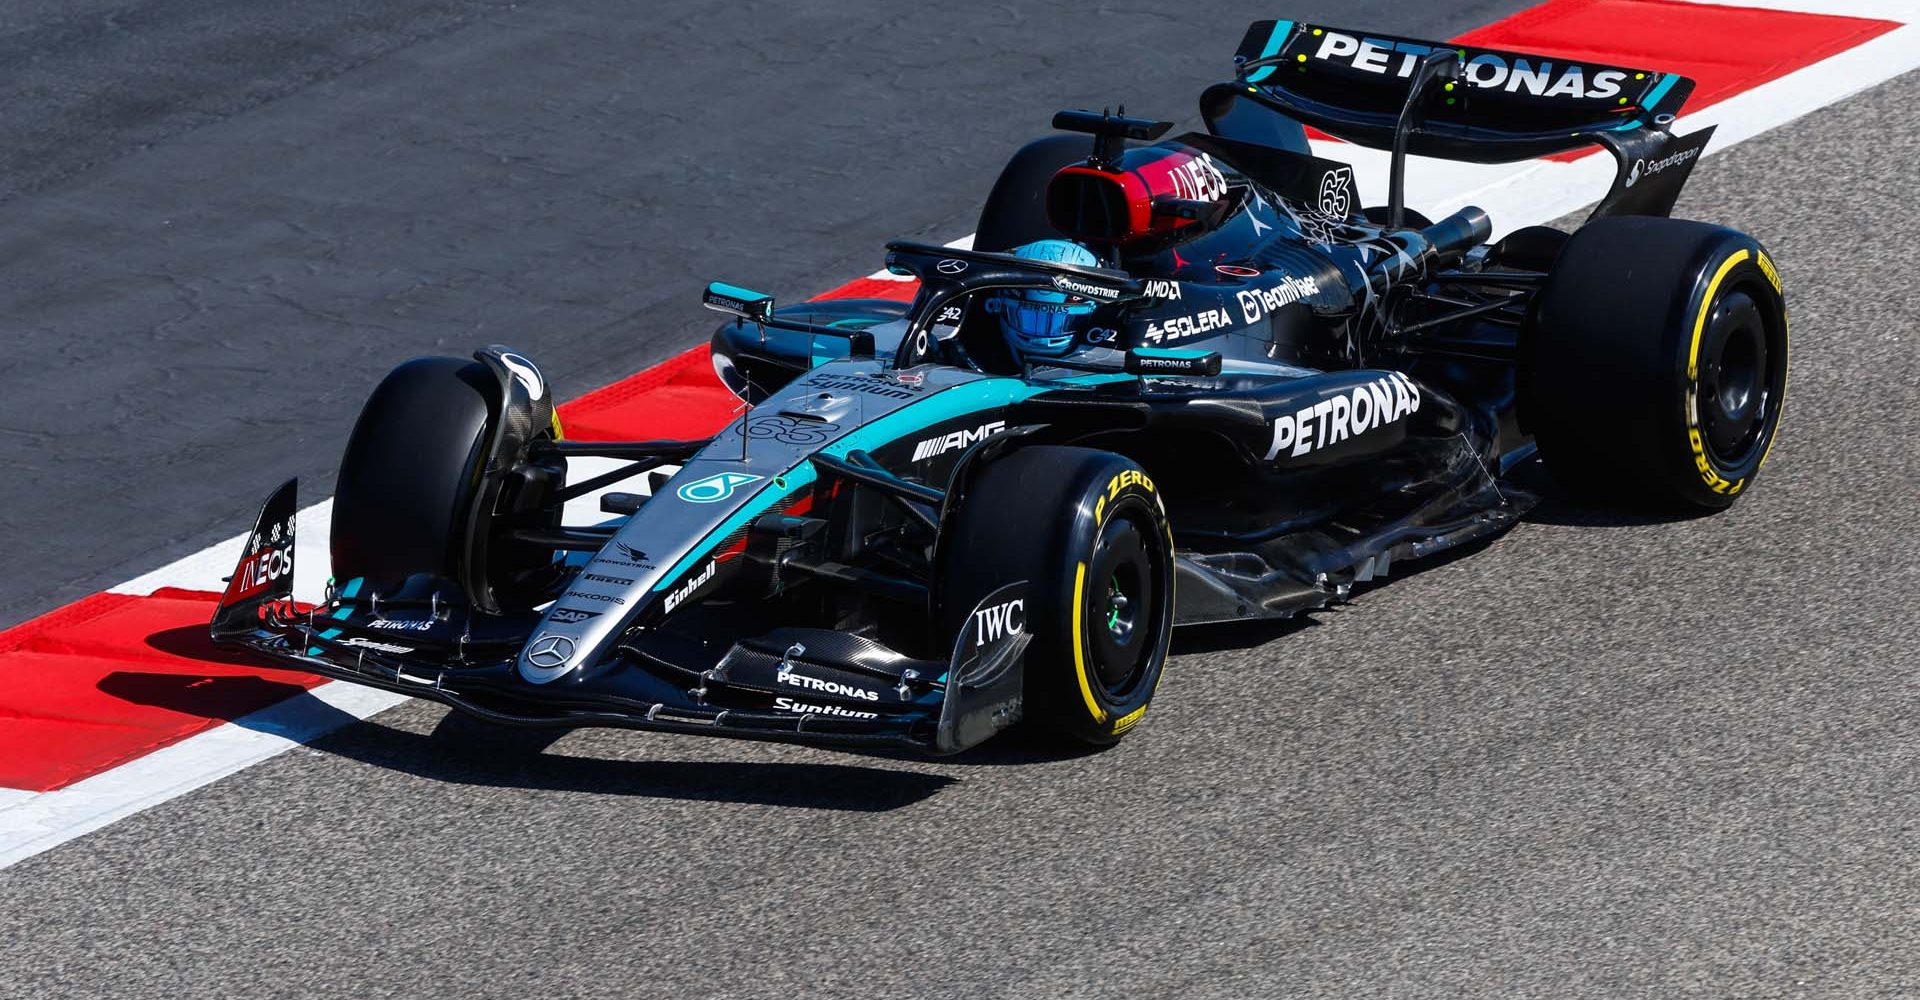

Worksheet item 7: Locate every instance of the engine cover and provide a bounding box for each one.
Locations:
[1047,144,1241,250]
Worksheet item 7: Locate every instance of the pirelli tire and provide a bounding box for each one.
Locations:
[938,446,1175,747]
[1525,217,1788,510]
[332,357,563,609]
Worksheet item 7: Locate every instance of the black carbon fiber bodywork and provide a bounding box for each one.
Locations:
[210,28,1750,753]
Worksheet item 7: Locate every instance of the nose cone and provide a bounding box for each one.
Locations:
[515,453,816,686]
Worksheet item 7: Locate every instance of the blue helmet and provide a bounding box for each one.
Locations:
[986,239,1100,359]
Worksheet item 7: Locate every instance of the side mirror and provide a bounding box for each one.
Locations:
[702,282,776,323]
[1125,347,1221,377]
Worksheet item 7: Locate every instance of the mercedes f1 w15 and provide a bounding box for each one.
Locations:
[213,20,1788,754]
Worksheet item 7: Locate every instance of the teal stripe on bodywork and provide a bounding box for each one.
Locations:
[308,627,343,656]
[655,463,820,586]
[307,579,362,653]
[651,372,1138,587]
[819,378,1040,459]
[816,372,1133,458]
[1131,347,1211,360]
[1641,72,1679,111]
[330,577,362,620]
[1244,20,1296,84]
[1058,372,1136,387]
[710,281,771,303]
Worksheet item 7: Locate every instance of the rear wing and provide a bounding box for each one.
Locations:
[1219,19,1714,220]
[1232,19,1692,162]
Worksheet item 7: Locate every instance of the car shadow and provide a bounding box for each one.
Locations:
[106,631,958,813]
[1171,613,1319,656]
[1507,459,1714,528]
[99,668,317,724]
[145,620,295,670]
[104,466,1690,803]
[336,710,958,812]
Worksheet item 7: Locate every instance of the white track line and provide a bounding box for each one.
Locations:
[110,457,653,602]
[1326,11,1920,234]
[1678,0,1919,15]
[0,682,407,869]
[5,3,1914,868]
[0,457,659,868]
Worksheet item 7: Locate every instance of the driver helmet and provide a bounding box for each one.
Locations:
[985,239,1101,359]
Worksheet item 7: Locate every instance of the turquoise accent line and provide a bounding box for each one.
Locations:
[710,281,772,303]
[328,578,362,621]
[651,373,1137,588]
[1131,347,1211,360]
[655,463,820,587]
[1641,72,1679,111]
[1244,19,1295,84]
[815,373,1135,458]
[308,625,343,656]
[820,379,1040,458]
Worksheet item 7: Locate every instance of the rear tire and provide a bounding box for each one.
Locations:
[937,447,1175,746]
[1525,217,1788,510]
[973,135,1086,253]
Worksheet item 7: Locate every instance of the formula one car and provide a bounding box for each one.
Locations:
[213,20,1788,754]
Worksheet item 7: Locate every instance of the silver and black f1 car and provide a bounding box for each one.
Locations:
[213,20,1789,754]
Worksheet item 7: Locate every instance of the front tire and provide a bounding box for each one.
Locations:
[937,447,1175,746]
[331,357,563,610]
[1525,217,1788,510]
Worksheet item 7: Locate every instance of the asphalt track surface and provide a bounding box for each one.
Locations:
[3,2,1918,999]
[0,0,1535,629]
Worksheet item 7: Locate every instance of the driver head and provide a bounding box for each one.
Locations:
[985,239,1100,359]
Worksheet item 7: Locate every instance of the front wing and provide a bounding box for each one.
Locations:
[210,480,1030,755]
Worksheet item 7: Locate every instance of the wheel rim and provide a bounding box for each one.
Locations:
[1083,507,1164,695]
[1698,288,1775,468]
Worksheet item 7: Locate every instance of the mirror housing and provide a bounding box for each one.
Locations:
[702,282,776,323]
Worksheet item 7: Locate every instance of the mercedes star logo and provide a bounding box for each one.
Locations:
[936,258,968,274]
[525,633,576,669]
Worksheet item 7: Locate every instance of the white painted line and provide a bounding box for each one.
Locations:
[113,499,333,602]
[112,457,663,601]
[1674,0,1917,16]
[1668,18,1920,152]
[1323,14,1920,233]
[16,7,1917,868]
[0,682,406,869]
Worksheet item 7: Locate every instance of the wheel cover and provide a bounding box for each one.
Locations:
[1082,506,1166,696]
[1697,288,1777,468]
